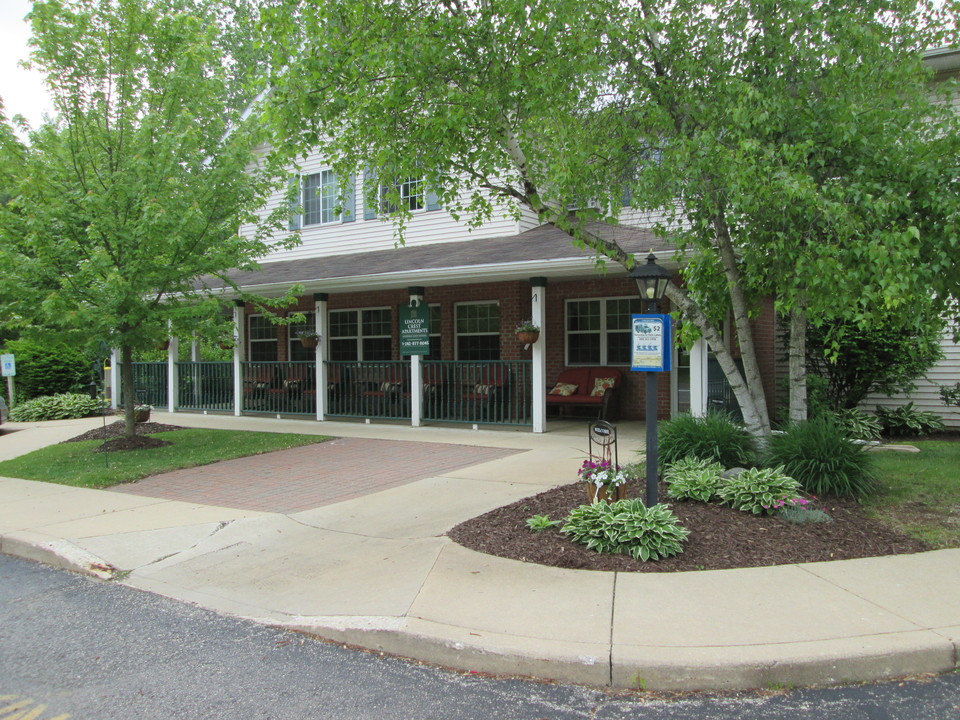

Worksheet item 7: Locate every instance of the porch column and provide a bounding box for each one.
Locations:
[166,329,178,413]
[109,348,120,409]
[690,337,708,417]
[232,301,244,417]
[408,286,425,428]
[190,338,200,362]
[315,293,328,421]
[530,277,547,433]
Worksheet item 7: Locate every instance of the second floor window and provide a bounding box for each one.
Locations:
[303,170,339,226]
[380,176,424,212]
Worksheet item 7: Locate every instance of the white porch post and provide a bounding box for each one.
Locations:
[232,301,244,417]
[411,354,423,427]
[690,337,709,417]
[109,349,120,409]
[166,330,178,413]
[315,293,328,421]
[190,338,200,362]
[530,277,547,433]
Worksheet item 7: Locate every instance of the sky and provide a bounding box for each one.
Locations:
[0,0,54,134]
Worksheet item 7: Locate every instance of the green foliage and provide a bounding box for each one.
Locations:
[526,514,560,532]
[765,417,875,498]
[716,467,801,515]
[875,403,945,437]
[941,382,960,408]
[828,408,882,442]
[658,413,757,468]
[663,457,724,502]
[561,499,689,561]
[778,505,832,525]
[4,339,89,400]
[9,393,105,422]
[807,313,945,410]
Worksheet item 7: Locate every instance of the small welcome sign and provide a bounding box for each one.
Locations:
[631,315,672,372]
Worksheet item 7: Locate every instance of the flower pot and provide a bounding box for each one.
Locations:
[218,342,234,350]
[134,408,151,423]
[300,336,319,350]
[585,482,628,504]
[516,331,540,345]
[157,340,170,351]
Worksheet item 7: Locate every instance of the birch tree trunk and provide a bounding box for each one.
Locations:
[788,301,808,423]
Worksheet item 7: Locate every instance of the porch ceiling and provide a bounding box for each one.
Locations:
[204,223,677,297]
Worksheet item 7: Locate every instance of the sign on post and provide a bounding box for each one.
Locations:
[1,354,15,377]
[630,315,672,372]
[399,304,430,357]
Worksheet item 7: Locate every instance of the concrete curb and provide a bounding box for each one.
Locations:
[1,530,118,580]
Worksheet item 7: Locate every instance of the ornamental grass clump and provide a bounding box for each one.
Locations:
[765,416,875,499]
[663,456,724,502]
[658,412,756,468]
[561,499,690,561]
[715,466,801,515]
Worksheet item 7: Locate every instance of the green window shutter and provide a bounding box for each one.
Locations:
[363,166,378,220]
[288,174,301,230]
[342,173,356,223]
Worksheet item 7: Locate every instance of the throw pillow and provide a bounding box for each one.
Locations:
[590,377,616,397]
[549,382,579,397]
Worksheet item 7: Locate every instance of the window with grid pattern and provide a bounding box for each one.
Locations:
[287,312,316,362]
[248,315,278,361]
[302,170,339,226]
[329,308,392,361]
[565,297,641,366]
[455,302,500,361]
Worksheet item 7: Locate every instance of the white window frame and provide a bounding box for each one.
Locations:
[302,169,340,226]
[287,311,316,361]
[329,306,392,361]
[380,176,425,213]
[564,296,641,367]
[247,314,278,361]
[454,301,500,361]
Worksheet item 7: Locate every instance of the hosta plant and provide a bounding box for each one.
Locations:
[716,466,801,515]
[829,408,882,441]
[875,403,945,437]
[561,499,690,561]
[664,457,724,502]
[525,514,560,532]
[9,393,106,422]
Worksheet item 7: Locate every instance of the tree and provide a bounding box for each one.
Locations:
[259,0,960,438]
[0,0,297,439]
[806,310,945,411]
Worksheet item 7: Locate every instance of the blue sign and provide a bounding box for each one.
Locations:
[631,315,672,372]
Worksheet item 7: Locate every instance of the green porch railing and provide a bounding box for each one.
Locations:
[177,362,234,412]
[240,361,316,415]
[423,360,532,426]
[121,362,168,407]
[326,360,411,420]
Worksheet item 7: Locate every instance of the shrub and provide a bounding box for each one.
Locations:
[828,408,882,441]
[875,403,945,437]
[664,456,724,502]
[716,466,801,515]
[561,499,689,561]
[658,412,756,468]
[9,393,106,422]
[765,417,875,498]
[5,339,90,400]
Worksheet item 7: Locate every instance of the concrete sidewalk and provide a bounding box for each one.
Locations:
[0,412,957,691]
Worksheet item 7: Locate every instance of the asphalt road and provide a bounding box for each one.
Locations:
[1,554,958,720]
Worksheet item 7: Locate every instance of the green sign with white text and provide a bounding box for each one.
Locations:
[399,304,430,356]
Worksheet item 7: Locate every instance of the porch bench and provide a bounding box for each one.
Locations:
[546,367,622,422]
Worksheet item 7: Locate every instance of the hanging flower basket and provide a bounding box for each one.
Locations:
[133,405,152,423]
[157,340,170,351]
[298,332,320,349]
[516,330,540,345]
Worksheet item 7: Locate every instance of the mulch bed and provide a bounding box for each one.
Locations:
[63,420,184,452]
[447,481,929,573]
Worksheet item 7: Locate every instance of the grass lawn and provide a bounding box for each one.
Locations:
[867,439,960,548]
[0,429,329,489]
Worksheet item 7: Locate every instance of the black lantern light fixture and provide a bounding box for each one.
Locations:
[629,252,672,507]
[630,252,672,308]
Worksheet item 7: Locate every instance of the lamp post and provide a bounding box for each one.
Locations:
[630,253,672,506]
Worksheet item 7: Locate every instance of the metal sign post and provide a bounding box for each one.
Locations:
[1,353,15,408]
[631,315,672,506]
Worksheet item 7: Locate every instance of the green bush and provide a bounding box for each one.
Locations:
[766,417,875,498]
[664,456,724,502]
[716,466,801,515]
[9,393,106,422]
[828,408,882,441]
[561,499,689,561]
[5,339,90,400]
[658,412,756,468]
[875,403,945,437]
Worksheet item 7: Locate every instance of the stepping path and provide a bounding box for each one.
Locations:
[110,437,524,513]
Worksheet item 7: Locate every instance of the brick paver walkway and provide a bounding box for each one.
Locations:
[110,437,524,513]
